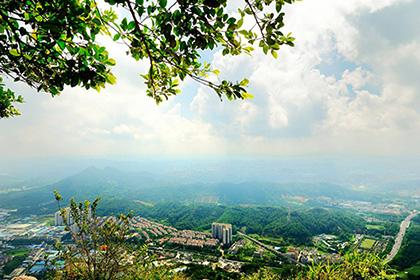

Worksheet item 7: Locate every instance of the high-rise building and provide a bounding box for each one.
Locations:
[54,207,91,227]
[54,208,72,226]
[211,223,232,245]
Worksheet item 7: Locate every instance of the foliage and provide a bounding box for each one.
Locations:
[99,203,365,244]
[5,247,31,257]
[2,255,27,275]
[243,252,397,280]
[183,264,240,280]
[360,238,377,250]
[390,223,420,270]
[52,192,186,280]
[216,207,365,244]
[242,268,280,280]
[9,237,55,246]
[1,177,366,244]
[0,167,383,216]
[399,263,420,280]
[365,222,399,238]
[0,76,23,117]
[51,196,366,245]
[0,0,297,117]
[45,193,401,280]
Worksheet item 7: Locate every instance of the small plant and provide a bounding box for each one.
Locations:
[53,191,186,280]
[243,252,398,280]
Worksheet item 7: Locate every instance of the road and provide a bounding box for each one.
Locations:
[385,210,418,263]
[237,232,303,265]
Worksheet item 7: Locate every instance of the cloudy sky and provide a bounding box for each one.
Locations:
[2,0,420,158]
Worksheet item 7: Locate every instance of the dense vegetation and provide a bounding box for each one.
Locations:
[0,167,384,216]
[99,202,366,244]
[244,252,397,280]
[50,194,188,280]
[183,264,240,280]
[391,218,420,279]
[47,195,395,280]
[2,255,26,275]
[1,0,296,118]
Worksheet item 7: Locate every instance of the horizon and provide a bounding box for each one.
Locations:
[1,1,420,279]
[2,156,420,190]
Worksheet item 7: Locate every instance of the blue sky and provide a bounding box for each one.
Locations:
[1,0,420,158]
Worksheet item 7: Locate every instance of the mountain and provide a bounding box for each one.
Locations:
[0,166,389,216]
[0,167,161,214]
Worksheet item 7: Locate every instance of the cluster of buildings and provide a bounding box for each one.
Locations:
[228,239,246,254]
[284,246,341,264]
[129,216,176,240]
[312,234,348,253]
[211,223,232,245]
[0,254,12,267]
[319,198,408,215]
[0,212,67,279]
[159,223,233,249]
[0,209,15,221]
[2,243,61,279]
[0,221,66,241]
[1,208,237,278]
[54,208,74,226]
[164,230,219,249]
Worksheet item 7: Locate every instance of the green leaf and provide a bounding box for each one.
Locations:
[106,73,117,85]
[128,21,136,31]
[237,18,244,28]
[9,49,20,56]
[271,50,278,59]
[242,92,254,99]
[106,58,116,66]
[158,0,167,8]
[113,33,121,41]
[240,78,249,87]
[263,45,268,54]
[57,40,66,50]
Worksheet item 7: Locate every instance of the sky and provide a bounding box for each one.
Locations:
[2,0,420,159]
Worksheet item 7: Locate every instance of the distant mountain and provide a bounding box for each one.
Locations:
[96,201,366,244]
[0,166,388,216]
[0,167,159,214]
[0,174,24,189]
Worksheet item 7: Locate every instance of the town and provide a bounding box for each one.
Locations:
[1,205,407,279]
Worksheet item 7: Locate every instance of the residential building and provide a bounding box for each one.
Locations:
[54,207,91,229]
[211,223,232,245]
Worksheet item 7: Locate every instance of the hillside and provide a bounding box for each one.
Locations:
[97,201,366,244]
[0,167,390,216]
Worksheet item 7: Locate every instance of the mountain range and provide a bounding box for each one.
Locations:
[0,166,400,216]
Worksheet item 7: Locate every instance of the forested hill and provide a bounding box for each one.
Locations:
[0,167,386,216]
[390,215,420,278]
[99,201,366,244]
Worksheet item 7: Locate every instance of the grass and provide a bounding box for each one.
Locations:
[406,264,420,276]
[255,235,285,247]
[398,264,420,280]
[6,247,30,257]
[366,224,385,230]
[360,238,376,250]
[38,215,55,226]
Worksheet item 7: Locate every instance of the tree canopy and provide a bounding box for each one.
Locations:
[244,253,397,280]
[0,0,296,118]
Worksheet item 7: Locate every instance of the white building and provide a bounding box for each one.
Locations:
[54,208,73,226]
[212,223,232,245]
[54,207,92,228]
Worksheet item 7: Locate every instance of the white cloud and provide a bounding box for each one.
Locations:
[342,67,374,90]
[187,0,420,155]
